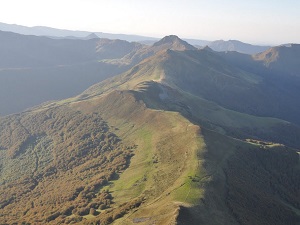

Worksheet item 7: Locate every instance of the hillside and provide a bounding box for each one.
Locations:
[161,49,300,125]
[0,36,299,225]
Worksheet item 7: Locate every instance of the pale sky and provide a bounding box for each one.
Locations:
[0,0,299,45]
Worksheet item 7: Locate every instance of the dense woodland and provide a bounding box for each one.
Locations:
[0,107,140,224]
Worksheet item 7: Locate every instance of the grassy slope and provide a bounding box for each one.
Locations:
[72,90,206,224]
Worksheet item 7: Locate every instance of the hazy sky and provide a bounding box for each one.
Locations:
[0,0,299,44]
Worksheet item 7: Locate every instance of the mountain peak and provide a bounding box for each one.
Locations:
[253,44,300,75]
[201,45,214,52]
[155,35,181,43]
[153,35,196,51]
[208,39,270,54]
[85,33,99,40]
[254,44,300,62]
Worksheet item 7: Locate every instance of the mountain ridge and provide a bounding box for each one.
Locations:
[0,22,276,54]
[0,22,158,42]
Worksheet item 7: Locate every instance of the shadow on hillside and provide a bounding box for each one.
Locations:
[177,129,300,225]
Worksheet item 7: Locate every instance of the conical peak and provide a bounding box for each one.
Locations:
[153,35,196,50]
[157,35,181,43]
[85,33,99,40]
[201,46,214,52]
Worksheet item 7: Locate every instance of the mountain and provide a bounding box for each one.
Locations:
[92,44,300,126]
[129,39,271,55]
[122,38,210,48]
[0,22,158,42]
[84,33,99,40]
[0,30,98,68]
[0,22,274,54]
[208,40,271,54]
[219,44,300,77]
[0,30,143,116]
[118,36,273,67]
[253,44,300,76]
[0,30,144,68]
[115,35,197,65]
[0,22,89,37]
[184,38,211,47]
[0,36,299,224]
[83,45,300,141]
[152,35,196,50]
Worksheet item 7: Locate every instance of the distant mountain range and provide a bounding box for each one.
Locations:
[0,22,158,42]
[208,39,271,54]
[0,22,273,54]
[0,31,299,225]
[141,39,271,55]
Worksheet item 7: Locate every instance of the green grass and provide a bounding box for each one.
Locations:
[172,137,206,205]
[110,127,154,200]
[80,91,207,223]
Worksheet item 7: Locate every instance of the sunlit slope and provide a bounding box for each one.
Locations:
[0,89,206,224]
[71,90,207,224]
